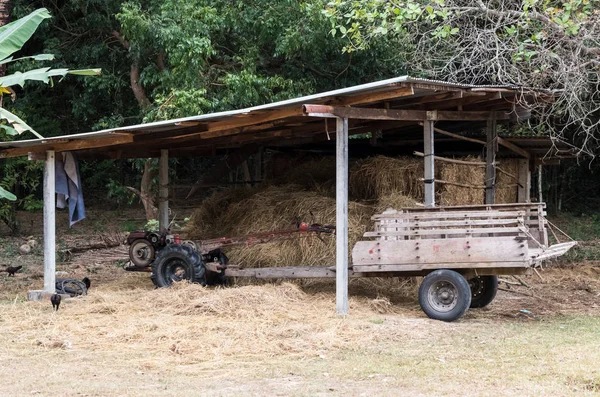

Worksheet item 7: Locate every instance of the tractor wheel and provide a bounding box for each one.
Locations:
[129,239,155,267]
[151,244,205,288]
[418,269,471,322]
[468,276,498,308]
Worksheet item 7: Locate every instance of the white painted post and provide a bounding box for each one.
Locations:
[159,149,169,232]
[43,150,56,294]
[423,120,435,207]
[336,117,349,315]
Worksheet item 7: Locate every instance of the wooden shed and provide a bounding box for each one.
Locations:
[0,76,572,312]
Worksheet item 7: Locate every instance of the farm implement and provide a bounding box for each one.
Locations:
[126,203,576,321]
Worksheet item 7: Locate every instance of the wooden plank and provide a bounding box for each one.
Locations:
[351,237,528,266]
[336,117,349,315]
[375,218,522,228]
[167,107,302,142]
[373,210,528,220]
[302,105,509,121]
[364,227,524,237]
[1,134,134,159]
[397,202,545,212]
[517,159,531,203]
[486,115,498,204]
[224,266,345,278]
[431,125,487,145]
[43,151,56,294]
[353,262,529,273]
[423,120,435,207]
[333,86,414,106]
[497,136,531,159]
[413,151,486,166]
[419,177,485,189]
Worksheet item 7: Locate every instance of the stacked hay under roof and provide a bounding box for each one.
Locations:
[186,184,373,268]
[496,158,520,204]
[185,154,519,268]
[439,156,485,206]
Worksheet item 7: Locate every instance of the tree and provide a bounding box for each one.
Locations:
[325,0,600,155]
[0,8,100,234]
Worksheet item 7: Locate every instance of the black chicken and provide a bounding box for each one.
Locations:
[50,294,61,311]
[5,265,22,276]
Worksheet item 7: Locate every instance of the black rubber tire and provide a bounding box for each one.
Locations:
[468,275,498,308]
[203,249,229,286]
[418,269,472,322]
[151,244,205,288]
[129,239,155,267]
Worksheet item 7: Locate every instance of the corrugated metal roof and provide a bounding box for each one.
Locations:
[0,76,545,150]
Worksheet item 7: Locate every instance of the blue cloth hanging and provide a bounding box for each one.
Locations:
[55,152,86,226]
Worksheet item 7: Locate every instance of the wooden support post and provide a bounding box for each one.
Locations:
[485,116,497,204]
[517,159,531,203]
[159,149,169,232]
[537,165,543,202]
[336,117,349,315]
[423,120,435,207]
[254,148,263,184]
[43,150,56,294]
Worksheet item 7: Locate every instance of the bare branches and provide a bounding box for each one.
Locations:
[328,0,600,156]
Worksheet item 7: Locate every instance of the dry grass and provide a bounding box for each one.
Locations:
[496,158,520,204]
[439,156,485,206]
[350,156,424,202]
[1,263,600,396]
[186,185,374,267]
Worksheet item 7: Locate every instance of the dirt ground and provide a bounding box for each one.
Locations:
[1,209,600,396]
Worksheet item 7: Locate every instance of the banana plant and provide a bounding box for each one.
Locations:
[0,8,101,201]
[0,8,101,140]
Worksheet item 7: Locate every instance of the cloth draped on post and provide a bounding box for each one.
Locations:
[55,151,85,226]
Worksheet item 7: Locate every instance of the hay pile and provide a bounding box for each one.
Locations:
[185,154,517,268]
[186,184,373,267]
[439,156,485,206]
[496,158,520,204]
[350,156,424,202]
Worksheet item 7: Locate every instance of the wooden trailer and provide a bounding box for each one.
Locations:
[224,203,576,321]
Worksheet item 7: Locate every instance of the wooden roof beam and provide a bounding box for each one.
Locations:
[302,105,509,121]
[0,134,134,159]
[497,137,531,159]
[329,85,414,106]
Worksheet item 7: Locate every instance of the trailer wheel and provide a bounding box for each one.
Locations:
[151,244,205,288]
[468,276,498,308]
[418,270,471,322]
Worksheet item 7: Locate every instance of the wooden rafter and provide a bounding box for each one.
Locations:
[302,105,510,121]
[1,134,134,159]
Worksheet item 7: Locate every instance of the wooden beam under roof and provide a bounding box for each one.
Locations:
[497,137,531,159]
[329,85,414,106]
[0,134,134,159]
[303,105,510,121]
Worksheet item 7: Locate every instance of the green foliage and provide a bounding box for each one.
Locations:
[0,157,43,232]
[144,219,159,231]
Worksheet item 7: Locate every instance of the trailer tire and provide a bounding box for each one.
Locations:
[468,276,498,308]
[151,244,205,288]
[419,269,471,322]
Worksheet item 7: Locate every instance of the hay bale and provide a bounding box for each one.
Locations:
[350,156,424,202]
[272,157,336,196]
[375,191,421,212]
[185,185,374,267]
[496,158,520,204]
[439,156,485,206]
